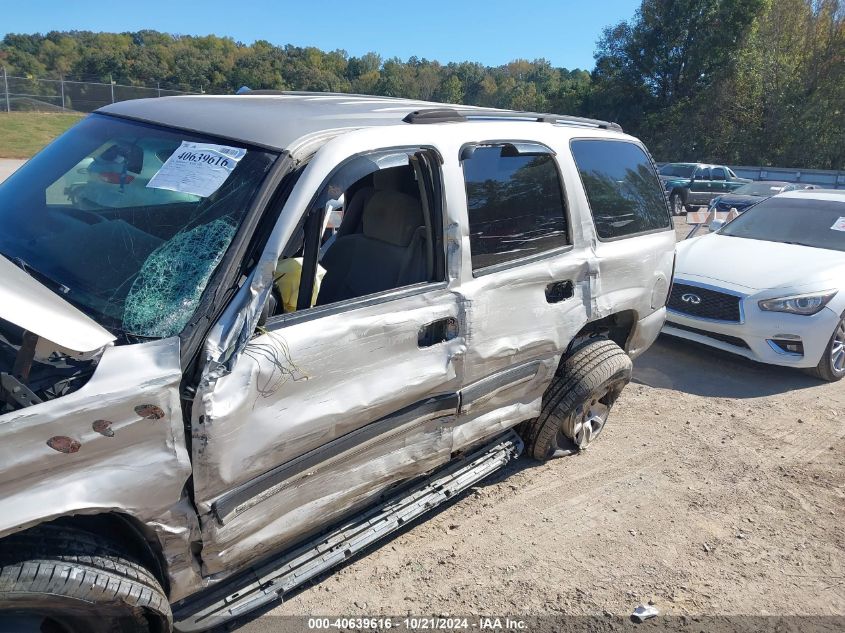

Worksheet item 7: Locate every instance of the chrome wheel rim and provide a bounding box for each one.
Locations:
[548,389,614,458]
[672,196,683,215]
[571,398,610,448]
[831,318,845,373]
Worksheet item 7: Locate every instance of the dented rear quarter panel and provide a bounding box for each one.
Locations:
[552,135,677,324]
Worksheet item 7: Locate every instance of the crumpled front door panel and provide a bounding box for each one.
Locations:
[191,287,465,576]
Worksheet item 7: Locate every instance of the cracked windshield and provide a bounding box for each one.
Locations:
[0,114,276,339]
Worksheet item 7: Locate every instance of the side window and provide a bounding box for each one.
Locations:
[269,150,444,316]
[570,139,671,240]
[712,167,727,181]
[694,166,711,180]
[461,144,569,271]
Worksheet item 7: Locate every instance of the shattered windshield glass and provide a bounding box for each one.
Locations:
[0,114,276,339]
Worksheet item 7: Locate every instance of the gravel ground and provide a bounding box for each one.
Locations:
[259,335,843,623]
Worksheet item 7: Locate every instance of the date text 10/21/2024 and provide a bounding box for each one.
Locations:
[307,617,529,630]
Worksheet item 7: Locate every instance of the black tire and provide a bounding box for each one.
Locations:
[521,339,633,461]
[809,313,845,382]
[0,523,171,633]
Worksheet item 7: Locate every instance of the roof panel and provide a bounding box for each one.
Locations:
[98,94,452,150]
[98,92,620,151]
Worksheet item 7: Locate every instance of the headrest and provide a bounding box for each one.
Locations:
[372,167,405,191]
[362,190,424,247]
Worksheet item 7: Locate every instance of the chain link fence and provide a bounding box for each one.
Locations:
[1,69,197,113]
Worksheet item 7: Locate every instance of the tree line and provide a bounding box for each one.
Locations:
[1,0,842,169]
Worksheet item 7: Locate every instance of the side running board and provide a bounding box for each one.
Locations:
[174,431,523,632]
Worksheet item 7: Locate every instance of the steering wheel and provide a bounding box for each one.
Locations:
[62,205,108,225]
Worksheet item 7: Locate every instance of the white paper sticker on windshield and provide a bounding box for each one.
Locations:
[831,217,845,232]
[147,141,246,198]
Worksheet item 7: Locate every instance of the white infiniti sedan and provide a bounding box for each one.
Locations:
[664,189,845,381]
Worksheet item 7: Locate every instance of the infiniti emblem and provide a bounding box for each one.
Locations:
[681,293,702,305]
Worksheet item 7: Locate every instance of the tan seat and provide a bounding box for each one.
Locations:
[317,190,426,304]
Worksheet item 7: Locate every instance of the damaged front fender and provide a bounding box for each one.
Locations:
[0,337,203,601]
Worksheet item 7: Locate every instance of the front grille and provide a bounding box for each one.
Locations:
[668,322,750,349]
[668,283,742,322]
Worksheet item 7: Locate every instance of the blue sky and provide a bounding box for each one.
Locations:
[0,0,640,70]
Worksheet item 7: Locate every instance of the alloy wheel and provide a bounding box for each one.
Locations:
[548,388,613,458]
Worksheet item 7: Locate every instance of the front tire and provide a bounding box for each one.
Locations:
[520,339,633,461]
[810,314,845,382]
[0,523,171,633]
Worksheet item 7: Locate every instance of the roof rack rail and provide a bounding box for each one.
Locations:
[242,89,414,101]
[402,108,468,124]
[403,108,622,131]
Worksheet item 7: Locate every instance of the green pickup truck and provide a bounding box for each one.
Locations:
[659,163,752,215]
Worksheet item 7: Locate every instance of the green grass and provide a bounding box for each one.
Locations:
[0,112,84,158]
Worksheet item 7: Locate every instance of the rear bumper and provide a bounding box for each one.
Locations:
[627,308,667,360]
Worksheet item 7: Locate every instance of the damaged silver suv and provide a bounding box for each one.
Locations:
[0,93,675,632]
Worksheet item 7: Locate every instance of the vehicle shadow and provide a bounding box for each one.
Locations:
[633,334,822,398]
[219,455,540,632]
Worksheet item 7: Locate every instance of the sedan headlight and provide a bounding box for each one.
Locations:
[758,290,838,315]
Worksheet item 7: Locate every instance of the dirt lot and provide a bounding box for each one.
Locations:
[254,220,845,623]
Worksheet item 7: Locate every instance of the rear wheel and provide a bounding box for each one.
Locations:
[0,523,171,633]
[669,192,685,216]
[520,339,633,461]
[810,314,845,382]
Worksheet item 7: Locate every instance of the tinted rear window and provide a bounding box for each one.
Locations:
[462,145,568,270]
[571,140,670,239]
[659,164,694,178]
